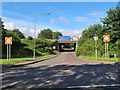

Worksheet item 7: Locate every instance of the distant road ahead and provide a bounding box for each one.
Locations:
[2,52,119,88]
[30,52,115,66]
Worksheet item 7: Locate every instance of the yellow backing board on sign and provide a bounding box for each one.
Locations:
[103,35,110,42]
[5,37,12,44]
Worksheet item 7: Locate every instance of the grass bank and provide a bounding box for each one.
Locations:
[79,56,119,62]
[0,54,54,65]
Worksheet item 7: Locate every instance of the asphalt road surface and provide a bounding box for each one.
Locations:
[2,52,120,89]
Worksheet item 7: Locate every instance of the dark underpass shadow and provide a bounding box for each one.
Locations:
[60,48,75,52]
[2,63,120,89]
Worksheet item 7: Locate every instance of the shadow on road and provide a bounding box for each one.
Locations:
[60,48,75,52]
[2,63,120,89]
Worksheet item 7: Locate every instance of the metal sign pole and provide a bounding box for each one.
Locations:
[107,42,108,59]
[7,44,8,61]
[8,44,10,61]
[94,35,98,59]
[103,35,110,59]
[105,42,106,59]
[96,40,97,58]
[9,44,11,61]
[95,41,96,58]
[10,44,11,61]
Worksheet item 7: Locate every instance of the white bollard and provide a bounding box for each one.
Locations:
[114,54,116,58]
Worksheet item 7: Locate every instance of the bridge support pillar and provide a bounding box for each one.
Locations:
[76,42,78,51]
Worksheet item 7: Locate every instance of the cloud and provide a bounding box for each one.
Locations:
[2,16,85,38]
[3,22,14,30]
[88,12,106,22]
[2,16,34,28]
[2,16,57,30]
[3,10,32,20]
[59,16,69,23]
[88,13,99,16]
[3,21,85,38]
[15,27,41,38]
[57,29,85,38]
[75,16,89,22]
[3,21,41,38]
[50,18,55,23]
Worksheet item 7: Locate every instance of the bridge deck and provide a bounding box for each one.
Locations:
[58,40,77,43]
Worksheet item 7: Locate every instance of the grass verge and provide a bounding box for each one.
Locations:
[79,56,119,62]
[0,54,54,65]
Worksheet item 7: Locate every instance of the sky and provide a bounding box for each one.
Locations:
[1,2,118,37]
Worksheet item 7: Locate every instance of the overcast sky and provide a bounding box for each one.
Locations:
[2,2,118,37]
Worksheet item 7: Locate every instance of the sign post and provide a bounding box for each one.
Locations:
[93,35,98,58]
[7,44,8,61]
[105,42,106,59]
[107,42,108,59]
[5,37,12,61]
[103,35,110,59]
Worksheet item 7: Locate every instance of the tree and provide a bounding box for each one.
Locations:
[53,31,63,39]
[100,5,120,43]
[28,36,33,40]
[38,29,53,39]
[82,24,103,39]
[12,29,26,39]
[76,3,119,58]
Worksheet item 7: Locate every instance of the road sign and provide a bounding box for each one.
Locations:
[5,37,12,44]
[103,35,110,42]
[93,36,98,41]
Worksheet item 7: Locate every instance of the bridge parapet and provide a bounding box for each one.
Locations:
[58,40,77,43]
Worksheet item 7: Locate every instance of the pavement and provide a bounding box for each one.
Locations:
[1,52,120,89]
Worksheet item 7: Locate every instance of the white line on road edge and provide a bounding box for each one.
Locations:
[67,84,120,88]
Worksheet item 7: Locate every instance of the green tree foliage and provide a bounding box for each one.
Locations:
[82,24,103,39]
[35,38,55,54]
[38,29,53,39]
[53,31,63,39]
[2,29,22,58]
[12,29,26,39]
[100,5,120,43]
[62,43,74,48]
[1,20,34,58]
[27,36,33,40]
[38,29,62,39]
[76,4,119,58]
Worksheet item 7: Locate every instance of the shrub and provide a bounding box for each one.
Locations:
[28,36,33,40]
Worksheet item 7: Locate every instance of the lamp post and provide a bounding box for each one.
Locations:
[33,13,51,59]
[93,34,98,58]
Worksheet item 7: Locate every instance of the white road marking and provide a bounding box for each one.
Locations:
[67,84,120,88]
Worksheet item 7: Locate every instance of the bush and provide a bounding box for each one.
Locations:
[28,36,33,40]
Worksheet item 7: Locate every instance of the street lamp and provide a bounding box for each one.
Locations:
[33,13,51,59]
[93,34,98,58]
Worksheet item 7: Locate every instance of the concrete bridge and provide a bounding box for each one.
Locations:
[51,40,78,52]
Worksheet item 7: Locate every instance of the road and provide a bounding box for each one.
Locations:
[2,52,120,89]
